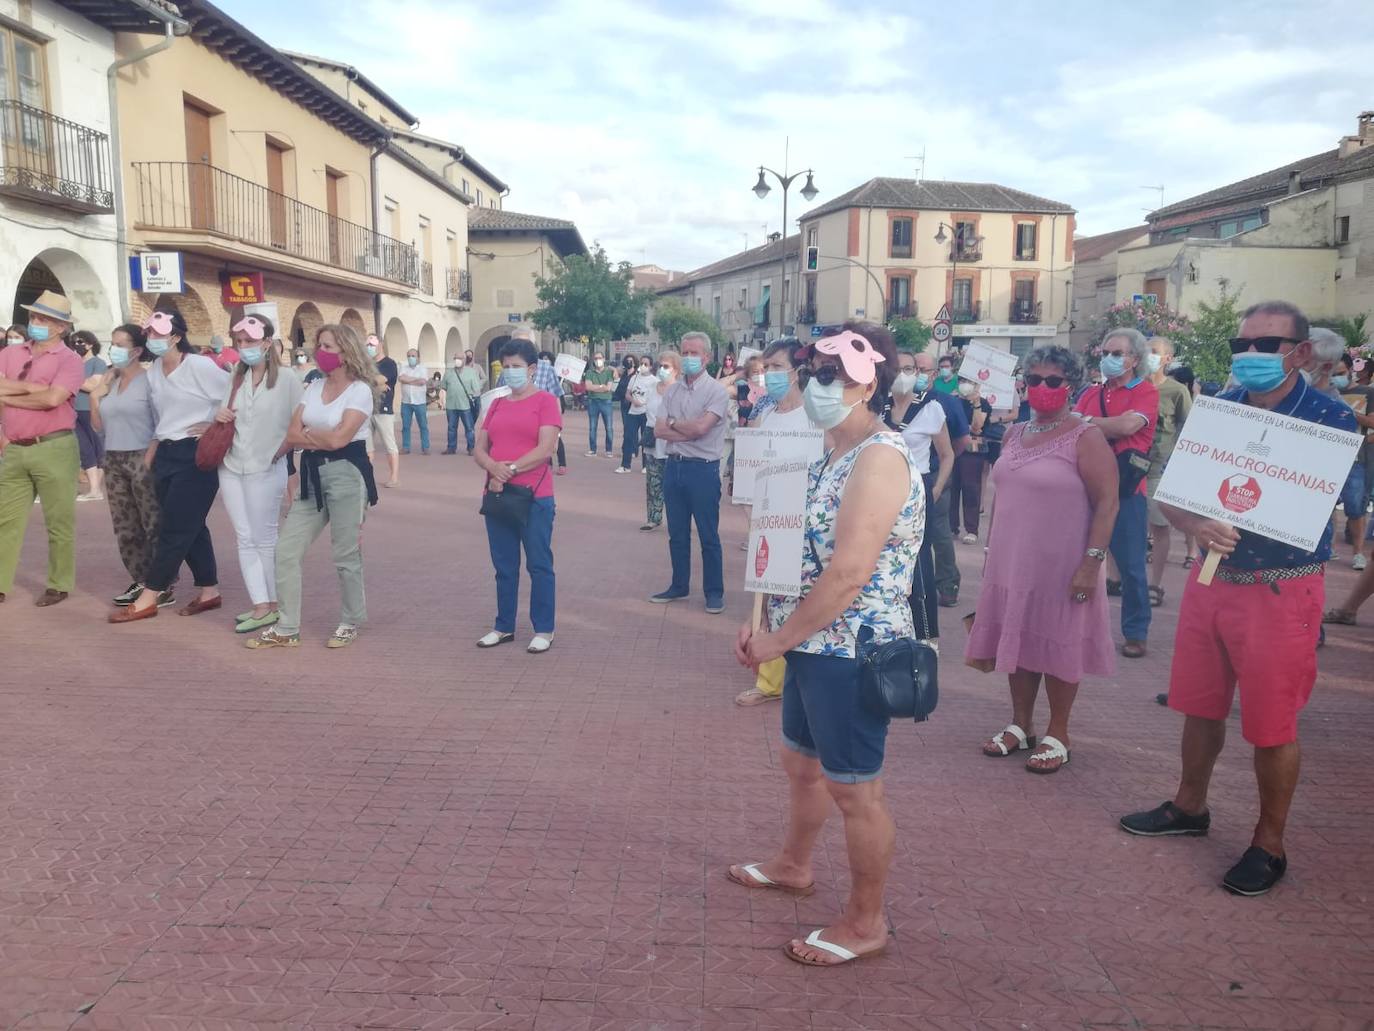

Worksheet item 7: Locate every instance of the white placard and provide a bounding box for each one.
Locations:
[745,457,811,597]
[477,385,512,425]
[242,302,281,338]
[732,427,825,506]
[737,346,762,365]
[553,353,586,383]
[1153,395,1363,552]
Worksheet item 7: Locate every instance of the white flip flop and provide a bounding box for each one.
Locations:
[784,929,887,967]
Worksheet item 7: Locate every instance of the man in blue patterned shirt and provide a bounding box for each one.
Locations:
[1120,300,1359,898]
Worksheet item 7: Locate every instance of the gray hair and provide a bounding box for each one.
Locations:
[657,349,682,372]
[1308,326,1345,363]
[1024,345,1084,392]
[1241,300,1309,341]
[509,325,537,343]
[1101,327,1151,369]
[679,331,711,351]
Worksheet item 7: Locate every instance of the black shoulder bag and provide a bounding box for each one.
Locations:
[477,400,549,528]
[1100,386,1151,498]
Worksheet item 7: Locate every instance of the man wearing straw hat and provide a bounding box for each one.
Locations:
[0,290,85,605]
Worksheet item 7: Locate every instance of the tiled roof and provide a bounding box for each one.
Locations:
[657,235,800,294]
[1148,144,1374,222]
[393,130,509,193]
[284,51,419,127]
[467,208,588,257]
[1073,225,1149,262]
[61,0,186,30]
[799,177,1074,222]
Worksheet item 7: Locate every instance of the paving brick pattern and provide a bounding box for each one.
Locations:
[2,409,1372,1030]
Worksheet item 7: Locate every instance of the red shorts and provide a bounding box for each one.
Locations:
[1167,570,1322,747]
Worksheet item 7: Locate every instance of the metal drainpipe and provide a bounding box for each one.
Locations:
[107,15,185,321]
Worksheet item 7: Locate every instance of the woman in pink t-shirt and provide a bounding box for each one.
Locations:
[474,339,562,653]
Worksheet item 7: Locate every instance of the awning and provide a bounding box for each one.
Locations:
[754,285,771,324]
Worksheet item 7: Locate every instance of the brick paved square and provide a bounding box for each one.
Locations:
[1,409,1372,1029]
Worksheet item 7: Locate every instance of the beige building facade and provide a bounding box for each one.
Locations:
[796,178,1075,358]
[1069,225,1149,351]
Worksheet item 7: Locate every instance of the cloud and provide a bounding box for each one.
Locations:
[230,0,1374,269]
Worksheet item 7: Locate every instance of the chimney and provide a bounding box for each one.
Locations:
[1287,169,1302,195]
[1338,111,1374,158]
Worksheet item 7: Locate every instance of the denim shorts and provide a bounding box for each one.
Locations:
[1339,462,1367,519]
[781,650,890,784]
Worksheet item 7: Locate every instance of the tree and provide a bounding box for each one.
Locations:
[1176,283,1243,383]
[1313,314,1370,350]
[890,316,933,353]
[530,244,652,344]
[650,298,725,352]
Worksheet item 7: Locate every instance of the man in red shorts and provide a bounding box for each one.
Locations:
[1119,300,1359,896]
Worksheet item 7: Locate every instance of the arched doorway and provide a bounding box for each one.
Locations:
[289,302,324,349]
[444,326,464,364]
[10,249,114,332]
[476,325,511,371]
[417,323,439,369]
[132,284,215,344]
[339,307,367,341]
[383,317,407,361]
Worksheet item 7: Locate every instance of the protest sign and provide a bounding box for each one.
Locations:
[745,456,811,599]
[553,353,586,383]
[477,385,511,424]
[737,345,763,365]
[958,341,1017,408]
[732,426,824,506]
[1153,395,1363,582]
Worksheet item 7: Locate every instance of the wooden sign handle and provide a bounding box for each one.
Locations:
[751,593,764,633]
[1196,549,1223,586]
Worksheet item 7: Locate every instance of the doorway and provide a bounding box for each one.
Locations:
[266,140,287,249]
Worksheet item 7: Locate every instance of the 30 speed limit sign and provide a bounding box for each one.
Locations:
[932,321,952,344]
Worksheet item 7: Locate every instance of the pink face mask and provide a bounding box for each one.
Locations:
[141,311,175,336]
[812,330,885,384]
[231,316,267,341]
[314,349,343,373]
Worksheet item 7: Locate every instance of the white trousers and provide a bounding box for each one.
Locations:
[219,462,289,605]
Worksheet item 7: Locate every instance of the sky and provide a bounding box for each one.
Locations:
[229,0,1374,273]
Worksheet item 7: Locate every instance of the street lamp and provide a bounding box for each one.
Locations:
[752,155,818,333]
[933,221,969,322]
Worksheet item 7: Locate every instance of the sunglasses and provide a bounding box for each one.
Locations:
[1023,373,1067,388]
[800,364,848,387]
[1228,336,1302,355]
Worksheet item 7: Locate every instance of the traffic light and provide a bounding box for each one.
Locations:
[805,246,818,272]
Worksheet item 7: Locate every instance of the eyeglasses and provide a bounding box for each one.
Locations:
[1228,336,1302,355]
[1023,373,1067,388]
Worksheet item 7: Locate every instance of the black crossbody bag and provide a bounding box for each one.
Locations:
[478,399,549,528]
[1100,386,1151,498]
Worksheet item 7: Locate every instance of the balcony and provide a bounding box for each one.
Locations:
[131,161,419,289]
[887,301,918,321]
[797,304,817,324]
[0,100,113,214]
[1010,299,1042,324]
[950,245,982,263]
[445,267,472,307]
[420,260,434,296]
[951,300,981,324]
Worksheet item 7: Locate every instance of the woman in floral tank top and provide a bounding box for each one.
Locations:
[729,322,925,969]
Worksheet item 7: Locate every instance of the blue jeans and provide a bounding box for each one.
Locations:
[485,496,556,634]
[664,457,723,602]
[446,408,475,451]
[622,412,646,468]
[1110,492,1151,642]
[586,397,614,452]
[401,402,430,452]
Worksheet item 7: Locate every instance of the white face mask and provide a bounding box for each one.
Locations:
[893,371,917,395]
[751,374,765,388]
[802,377,862,429]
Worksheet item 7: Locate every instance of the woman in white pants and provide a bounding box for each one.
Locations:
[214,315,302,633]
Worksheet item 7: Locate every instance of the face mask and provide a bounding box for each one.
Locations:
[594,358,604,368]
[640,365,651,374]
[240,347,265,367]
[147,337,170,356]
[764,370,791,399]
[74,344,89,356]
[656,367,672,382]
[914,372,931,392]
[108,346,132,369]
[750,374,765,389]
[366,345,378,358]
[296,355,307,365]
[407,356,418,368]
[1332,374,1351,390]
[803,377,861,429]
[938,367,954,380]
[1099,354,1126,379]
[6,336,22,346]
[454,359,463,368]
[1231,351,1291,393]
[891,371,916,395]
[505,366,529,389]
[958,381,975,398]
[28,325,51,342]
[210,340,223,353]
[681,356,703,376]
[1027,382,1071,413]
[314,349,343,374]
[1146,354,1163,374]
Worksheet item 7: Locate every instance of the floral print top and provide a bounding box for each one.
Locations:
[768,431,924,657]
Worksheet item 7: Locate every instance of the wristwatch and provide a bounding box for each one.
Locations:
[506,462,518,476]
[1085,548,1107,561]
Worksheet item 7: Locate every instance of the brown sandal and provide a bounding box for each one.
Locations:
[725,863,815,897]
[1322,609,1357,626]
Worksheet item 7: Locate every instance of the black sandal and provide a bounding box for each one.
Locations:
[1148,585,1164,607]
[1106,579,1123,597]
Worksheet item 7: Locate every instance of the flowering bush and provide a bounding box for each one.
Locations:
[1087,299,1191,371]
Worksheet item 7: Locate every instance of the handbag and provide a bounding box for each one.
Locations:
[194,375,243,471]
[1098,385,1151,498]
[478,404,549,528]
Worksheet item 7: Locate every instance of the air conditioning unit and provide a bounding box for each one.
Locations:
[356,254,384,276]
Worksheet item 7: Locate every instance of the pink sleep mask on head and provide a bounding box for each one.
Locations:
[141,311,175,336]
[231,316,267,341]
[813,330,885,384]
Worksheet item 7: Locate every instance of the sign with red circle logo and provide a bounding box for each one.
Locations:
[1217,474,1261,514]
[754,536,770,578]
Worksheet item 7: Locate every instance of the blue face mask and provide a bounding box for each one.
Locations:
[407,356,418,368]
[28,324,50,342]
[1099,354,1126,379]
[1231,351,1291,393]
[505,366,529,390]
[764,370,791,399]
[1332,374,1351,390]
[146,337,170,356]
[681,356,703,376]
[108,345,132,369]
[240,346,265,367]
[914,372,931,392]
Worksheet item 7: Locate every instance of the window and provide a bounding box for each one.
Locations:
[806,225,818,249]
[1014,222,1037,260]
[384,197,400,240]
[462,177,470,195]
[890,217,913,259]
[712,295,722,322]
[952,277,973,313]
[1218,214,1262,239]
[1337,216,1350,244]
[888,276,911,317]
[0,26,49,110]
[418,216,432,264]
[783,277,790,305]
[953,219,980,259]
[476,188,484,207]
[739,286,748,309]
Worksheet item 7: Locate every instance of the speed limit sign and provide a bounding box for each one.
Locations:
[932,321,952,344]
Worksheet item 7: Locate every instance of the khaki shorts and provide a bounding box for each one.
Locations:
[371,413,398,456]
[1146,463,1169,527]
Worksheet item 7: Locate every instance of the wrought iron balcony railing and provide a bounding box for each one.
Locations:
[797,304,817,324]
[0,100,113,214]
[131,161,420,287]
[950,244,982,263]
[445,267,472,303]
[951,300,981,323]
[1010,299,1042,324]
[887,301,918,321]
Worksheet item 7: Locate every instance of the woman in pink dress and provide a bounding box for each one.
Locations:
[965,345,1119,773]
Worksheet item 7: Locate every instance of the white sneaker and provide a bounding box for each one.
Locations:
[641,467,647,474]
[1355,554,1368,571]
[961,533,978,545]
[476,631,515,648]
[584,451,597,457]
[614,467,629,474]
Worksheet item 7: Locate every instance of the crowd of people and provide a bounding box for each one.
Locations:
[2,290,1371,960]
